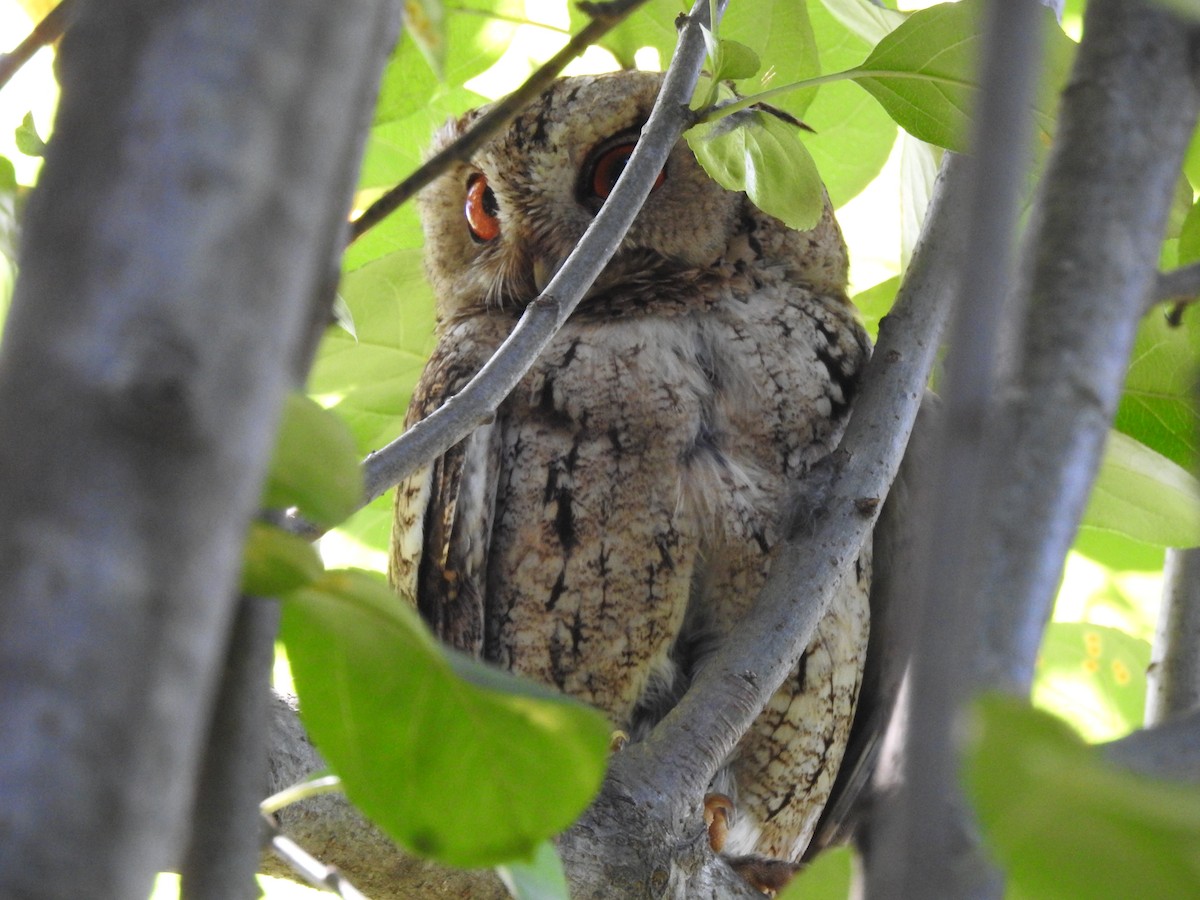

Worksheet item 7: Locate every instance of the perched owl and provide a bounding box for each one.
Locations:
[389,70,871,892]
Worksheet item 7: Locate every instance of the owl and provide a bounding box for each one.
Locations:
[389,70,871,893]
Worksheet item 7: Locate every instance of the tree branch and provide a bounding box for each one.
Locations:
[1147,548,1200,724]
[870,2,1045,897]
[181,598,281,900]
[0,0,75,92]
[0,0,399,894]
[1150,261,1200,312]
[1104,708,1200,782]
[976,0,1200,696]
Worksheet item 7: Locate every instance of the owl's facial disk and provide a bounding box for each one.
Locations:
[419,71,744,320]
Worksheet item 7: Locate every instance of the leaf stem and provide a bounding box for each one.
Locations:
[691,67,974,125]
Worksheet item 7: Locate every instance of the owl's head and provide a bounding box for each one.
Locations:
[419,70,847,321]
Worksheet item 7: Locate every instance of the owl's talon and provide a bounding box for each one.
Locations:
[725,854,802,897]
[608,730,629,752]
[703,793,734,853]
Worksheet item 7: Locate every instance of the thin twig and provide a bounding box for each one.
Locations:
[262,814,370,900]
[0,0,75,92]
[1147,260,1200,316]
[348,0,650,244]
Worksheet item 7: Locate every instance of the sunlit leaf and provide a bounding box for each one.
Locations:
[241,521,324,597]
[375,0,520,125]
[687,109,825,231]
[404,0,447,78]
[1033,622,1149,741]
[899,133,941,267]
[850,0,1073,152]
[14,112,46,157]
[722,0,820,118]
[263,393,363,527]
[279,570,611,867]
[776,845,853,899]
[585,0,820,115]
[1081,430,1200,547]
[1072,528,1165,573]
[852,275,899,341]
[715,38,762,82]
[1177,196,1200,267]
[495,840,571,900]
[570,0,679,70]
[818,0,907,45]
[805,1,898,207]
[968,695,1200,900]
[1114,305,1200,471]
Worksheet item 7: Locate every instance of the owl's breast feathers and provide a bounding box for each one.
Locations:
[391,271,868,700]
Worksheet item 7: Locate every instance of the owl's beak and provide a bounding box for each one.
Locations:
[532,256,562,295]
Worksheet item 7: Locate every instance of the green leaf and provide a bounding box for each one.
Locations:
[1072,528,1165,573]
[311,247,437,454]
[1114,306,1200,471]
[804,1,898,207]
[721,0,820,118]
[0,155,16,192]
[241,521,324,597]
[375,0,520,125]
[1177,196,1200,267]
[495,840,571,900]
[585,0,820,114]
[850,0,1073,153]
[403,0,447,79]
[1033,622,1149,742]
[263,393,363,527]
[1080,430,1200,547]
[899,134,941,266]
[715,38,762,82]
[967,695,1200,900]
[852,275,900,341]
[776,846,853,899]
[819,0,907,45]
[569,0,679,70]
[279,570,611,867]
[687,110,825,231]
[14,112,46,157]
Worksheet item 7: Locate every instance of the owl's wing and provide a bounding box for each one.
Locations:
[388,335,503,657]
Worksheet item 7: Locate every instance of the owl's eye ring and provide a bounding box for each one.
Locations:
[465,173,500,242]
[584,141,666,204]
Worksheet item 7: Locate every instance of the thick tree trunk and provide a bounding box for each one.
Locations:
[0,0,397,896]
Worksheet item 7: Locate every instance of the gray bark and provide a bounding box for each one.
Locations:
[0,0,398,896]
[181,598,281,900]
[1147,548,1200,724]
[868,1,1044,897]
[978,0,1200,696]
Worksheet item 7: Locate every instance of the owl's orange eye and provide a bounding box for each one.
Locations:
[465,173,500,242]
[588,142,666,201]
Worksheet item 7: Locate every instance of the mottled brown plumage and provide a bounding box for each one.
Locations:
[389,70,871,881]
